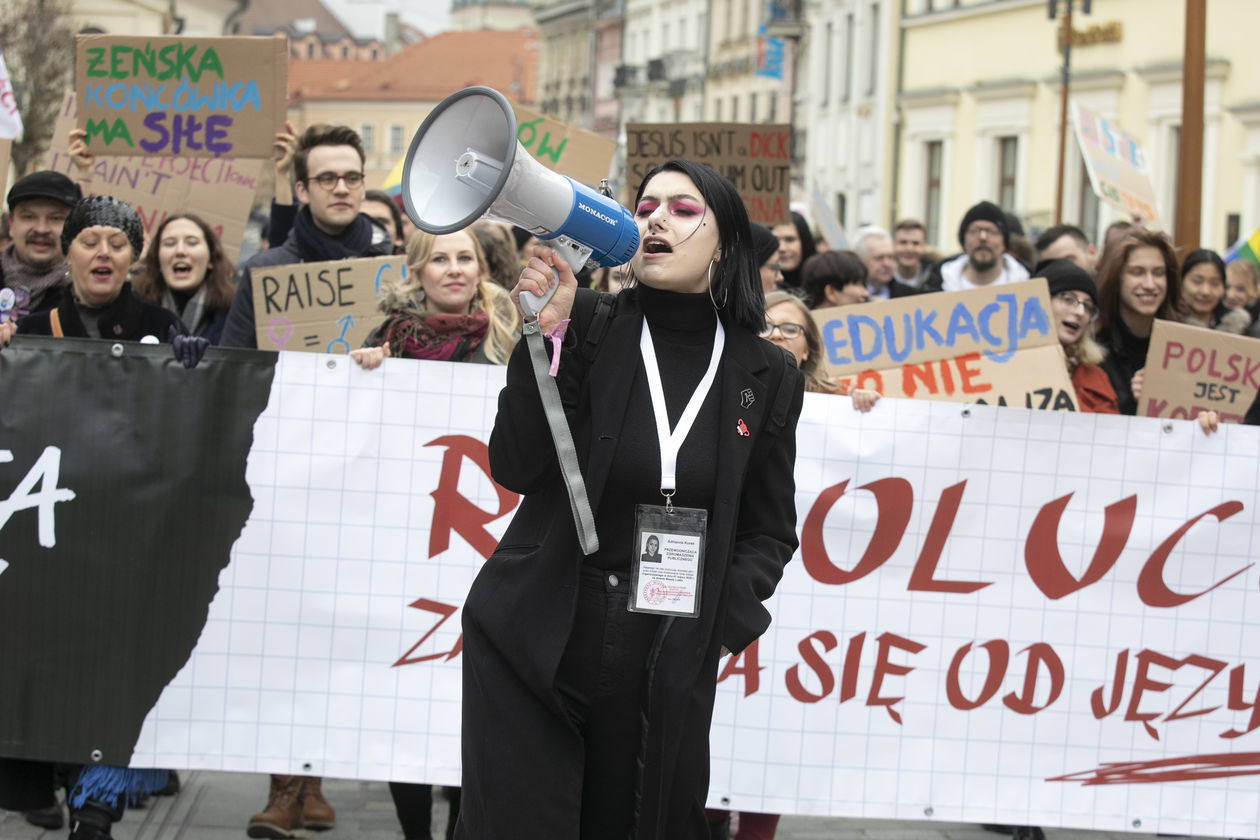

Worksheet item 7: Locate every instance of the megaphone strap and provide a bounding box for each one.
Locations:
[525,327,600,555]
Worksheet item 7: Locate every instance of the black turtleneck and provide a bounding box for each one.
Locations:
[586,283,722,571]
[1098,317,1150,416]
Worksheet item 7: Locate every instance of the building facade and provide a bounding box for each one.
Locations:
[895,0,1260,252]
[535,0,596,129]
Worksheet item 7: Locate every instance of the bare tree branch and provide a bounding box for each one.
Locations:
[0,0,76,176]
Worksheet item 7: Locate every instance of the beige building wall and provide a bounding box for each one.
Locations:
[536,0,595,129]
[896,0,1260,252]
[286,101,438,189]
[72,0,237,35]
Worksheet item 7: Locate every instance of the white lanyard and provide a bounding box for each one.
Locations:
[639,316,725,498]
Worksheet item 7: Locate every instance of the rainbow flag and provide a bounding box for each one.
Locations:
[1223,226,1260,270]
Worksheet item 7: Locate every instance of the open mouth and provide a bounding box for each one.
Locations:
[642,237,673,255]
[171,261,194,278]
[90,267,114,280]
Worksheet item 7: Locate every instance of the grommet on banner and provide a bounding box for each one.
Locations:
[924,806,934,817]
[302,762,313,772]
[720,796,730,806]
[961,407,971,419]
[326,359,336,370]
[1162,422,1174,434]
[110,344,124,358]
[90,749,103,763]
[1132,818,1143,828]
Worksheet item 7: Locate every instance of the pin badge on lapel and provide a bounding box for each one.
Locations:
[740,388,754,409]
[736,419,750,437]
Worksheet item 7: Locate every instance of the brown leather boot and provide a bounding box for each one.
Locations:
[246,775,305,839]
[301,776,336,831]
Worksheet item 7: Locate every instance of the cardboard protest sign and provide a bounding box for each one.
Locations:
[1138,319,1260,423]
[1073,103,1162,229]
[74,34,287,158]
[0,139,10,199]
[251,255,403,354]
[41,91,262,266]
[512,104,616,187]
[814,279,1078,409]
[624,122,790,224]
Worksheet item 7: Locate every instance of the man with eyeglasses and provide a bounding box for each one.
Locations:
[922,200,1030,293]
[220,124,392,349]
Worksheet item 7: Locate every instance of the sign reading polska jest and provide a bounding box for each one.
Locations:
[73,35,288,158]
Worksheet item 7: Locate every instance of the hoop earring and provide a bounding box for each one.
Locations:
[707,259,727,310]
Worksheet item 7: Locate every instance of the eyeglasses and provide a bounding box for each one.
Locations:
[1053,291,1098,321]
[760,320,805,339]
[965,223,1001,239]
[306,171,366,190]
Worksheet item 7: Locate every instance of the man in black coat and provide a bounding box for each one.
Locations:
[1,171,82,325]
[219,124,392,349]
[854,226,921,300]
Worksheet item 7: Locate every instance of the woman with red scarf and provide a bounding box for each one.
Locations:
[353,227,520,368]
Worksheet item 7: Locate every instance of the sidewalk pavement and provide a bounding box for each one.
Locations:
[0,770,1184,840]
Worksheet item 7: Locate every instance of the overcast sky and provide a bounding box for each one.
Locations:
[323,0,452,38]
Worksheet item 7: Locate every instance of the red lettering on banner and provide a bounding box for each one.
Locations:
[785,631,838,703]
[717,640,764,696]
[868,632,926,724]
[946,640,1009,710]
[1223,665,1260,738]
[908,481,991,593]
[801,478,912,585]
[1025,492,1136,599]
[425,434,519,559]
[393,598,462,667]
[1092,649,1129,719]
[1003,643,1065,714]
[1136,501,1250,607]
[840,631,866,702]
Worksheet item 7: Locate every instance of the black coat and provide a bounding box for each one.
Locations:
[458,289,803,839]
[17,283,184,342]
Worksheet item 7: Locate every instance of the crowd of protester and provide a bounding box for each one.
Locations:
[0,114,1252,840]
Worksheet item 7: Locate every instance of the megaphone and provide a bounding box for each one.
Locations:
[400,86,639,316]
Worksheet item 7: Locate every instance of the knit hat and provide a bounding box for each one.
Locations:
[1032,258,1097,304]
[60,196,145,259]
[7,170,82,211]
[750,222,780,267]
[957,201,1009,248]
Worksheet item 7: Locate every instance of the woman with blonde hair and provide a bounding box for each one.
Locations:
[352,227,520,368]
[762,290,879,410]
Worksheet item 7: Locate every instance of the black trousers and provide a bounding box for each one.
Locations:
[389,782,461,840]
[553,567,662,839]
[0,758,58,812]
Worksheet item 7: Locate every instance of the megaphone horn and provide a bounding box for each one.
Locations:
[401,86,639,316]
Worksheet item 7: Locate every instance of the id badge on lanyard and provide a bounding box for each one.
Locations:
[628,317,724,618]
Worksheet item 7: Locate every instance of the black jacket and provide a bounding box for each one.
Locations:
[1096,318,1150,416]
[457,288,804,839]
[17,283,184,342]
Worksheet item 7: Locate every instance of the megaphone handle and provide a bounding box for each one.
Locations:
[520,236,593,318]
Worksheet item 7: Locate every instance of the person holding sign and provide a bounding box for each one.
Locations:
[134,214,235,344]
[457,160,803,839]
[1030,259,1118,414]
[349,228,519,367]
[220,124,392,350]
[1094,229,1182,416]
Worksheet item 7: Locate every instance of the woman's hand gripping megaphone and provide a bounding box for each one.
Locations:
[512,246,579,334]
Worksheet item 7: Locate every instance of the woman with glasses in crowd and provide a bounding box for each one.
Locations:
[1031,259,1118,414]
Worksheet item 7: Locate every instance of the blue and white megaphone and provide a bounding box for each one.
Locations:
[400,86,639,316]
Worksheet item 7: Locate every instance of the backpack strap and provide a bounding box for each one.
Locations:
[576,290,617,366]
[49,308,64,338]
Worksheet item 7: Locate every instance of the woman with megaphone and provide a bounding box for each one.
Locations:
[455,159,804,839]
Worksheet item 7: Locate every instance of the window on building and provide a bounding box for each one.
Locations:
[715,98,722,120]
[731,96,739,121]
[1078,150,1100,245]
[836,192,848,229]
[821,22,833,105]
[389,124,405,156]
[769,91,778,122]
[866,3,879,97]
[925,140,943,245]
[842,13,854,102]
[663,22,670,50]
[697,13,705,49]
[360,124,375,153]
[750,92,758,122]
[341,45,349,58]
[305,42,315,58]
[725,0,734,40]
[997,136,1017,210]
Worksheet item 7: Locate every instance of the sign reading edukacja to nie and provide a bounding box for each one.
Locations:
[624,122,791,225]
[814,279,1078,410]
[74,35,288,158]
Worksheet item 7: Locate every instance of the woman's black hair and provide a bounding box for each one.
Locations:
[801,250,868,309]
[779,210,818,290]
[1180,248,1226,286]
[632,159,765,332]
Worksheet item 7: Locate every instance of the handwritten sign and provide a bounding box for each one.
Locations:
[512,105,616,187]
[41,92,262,266]
[73,35,287,159]
[1073,103,1162,228]
[814,279,1078,409]
[624,122,791,224]
[1138,319,1260,423]
[0,139,10,199]
[250,255,403,354]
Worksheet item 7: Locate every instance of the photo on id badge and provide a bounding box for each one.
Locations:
[630,514,704,617]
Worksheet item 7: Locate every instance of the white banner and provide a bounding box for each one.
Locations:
[131,352,1260,837]
[0,50,22,140]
